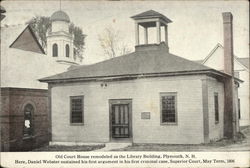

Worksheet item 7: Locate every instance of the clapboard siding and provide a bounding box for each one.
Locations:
[51,75,207,144]
[207,77,224,141]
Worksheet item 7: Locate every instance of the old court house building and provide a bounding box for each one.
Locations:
[40,10,241,144]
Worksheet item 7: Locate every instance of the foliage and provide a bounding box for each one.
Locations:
[27,16,85,60]
[28,16,51,49]
[69,23,86,61]
[98,26,131,59]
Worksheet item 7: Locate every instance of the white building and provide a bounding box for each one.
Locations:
[40,10,240,145]
[197,43,249,126]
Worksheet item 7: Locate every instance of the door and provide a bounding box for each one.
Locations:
[111,104,130,138]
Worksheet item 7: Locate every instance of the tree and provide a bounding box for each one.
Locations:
[98,26,132,59]
[27,16,85,60]
[28,16,51,49]
[69,23,86,61]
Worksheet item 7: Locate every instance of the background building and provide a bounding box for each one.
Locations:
[196,43,249,126]
[1,10,80,151]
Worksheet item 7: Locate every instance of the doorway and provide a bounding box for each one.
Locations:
[109,99,132,141]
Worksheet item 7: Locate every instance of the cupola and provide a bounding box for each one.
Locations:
[47,10,77,65]
[131,10,172,52]
[50,10,70,33]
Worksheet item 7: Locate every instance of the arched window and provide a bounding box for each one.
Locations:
[23,104,34,137]
[65,44,70,57]
[52,43,58,57]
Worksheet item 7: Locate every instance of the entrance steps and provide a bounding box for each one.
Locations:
[95,142,132,151]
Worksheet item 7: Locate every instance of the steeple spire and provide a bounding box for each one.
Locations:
[60,0,61,11]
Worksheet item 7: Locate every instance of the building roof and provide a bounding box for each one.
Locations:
[51,10,70,22]
[131,10,172,23]
[1,24,27,45]
[1,24,72,89]
[0,5,6,13]
[1,24,45,54]
[9,24,45,54]
[198,43,249,70]
[194,60,203,64]
[40,43,230,83]
[237,57,249,69]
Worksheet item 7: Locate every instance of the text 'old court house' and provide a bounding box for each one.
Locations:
[40,10,242,144]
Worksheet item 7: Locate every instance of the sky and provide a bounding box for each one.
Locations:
[1,0,249,65]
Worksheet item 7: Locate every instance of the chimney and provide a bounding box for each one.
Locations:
[223,12,234,75]
[222,12,237,139]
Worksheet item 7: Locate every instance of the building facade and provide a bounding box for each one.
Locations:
[47,73,227,144]
[1,88,48,151]
[1,10,80,151]
[197,44,249,126]
[40,10,240,144]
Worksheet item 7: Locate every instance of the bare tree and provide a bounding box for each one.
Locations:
[98,26,132,59]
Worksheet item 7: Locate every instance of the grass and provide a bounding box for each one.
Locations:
[33,144,105,151]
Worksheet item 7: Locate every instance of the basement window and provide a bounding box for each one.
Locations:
[160,92,177,124]
[70,96,84,124]
[214,93,219,123]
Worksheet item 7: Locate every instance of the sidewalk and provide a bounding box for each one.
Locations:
[94,143,132,151]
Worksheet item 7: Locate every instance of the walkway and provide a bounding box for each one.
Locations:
[94,142,132,151]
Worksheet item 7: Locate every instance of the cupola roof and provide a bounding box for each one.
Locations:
[131,10,172,23]
[51,10,70,22]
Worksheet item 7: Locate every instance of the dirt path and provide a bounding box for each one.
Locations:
[215,127,250,151]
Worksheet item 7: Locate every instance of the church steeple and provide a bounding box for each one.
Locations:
[47,9,78,65]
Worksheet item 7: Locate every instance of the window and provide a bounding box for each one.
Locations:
[238,98,241,119]
[52,43,58,57]
[160,93,177,124]
[214,93,219,123]
[23,104,34,137]
[70,96,84,124]
[65,44,70,57]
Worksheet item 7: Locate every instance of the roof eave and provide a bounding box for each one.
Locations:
[39,69,229,84]
[131,16,172,23]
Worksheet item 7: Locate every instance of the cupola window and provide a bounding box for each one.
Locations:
[52,43,58,57]
[66,44,70,57]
